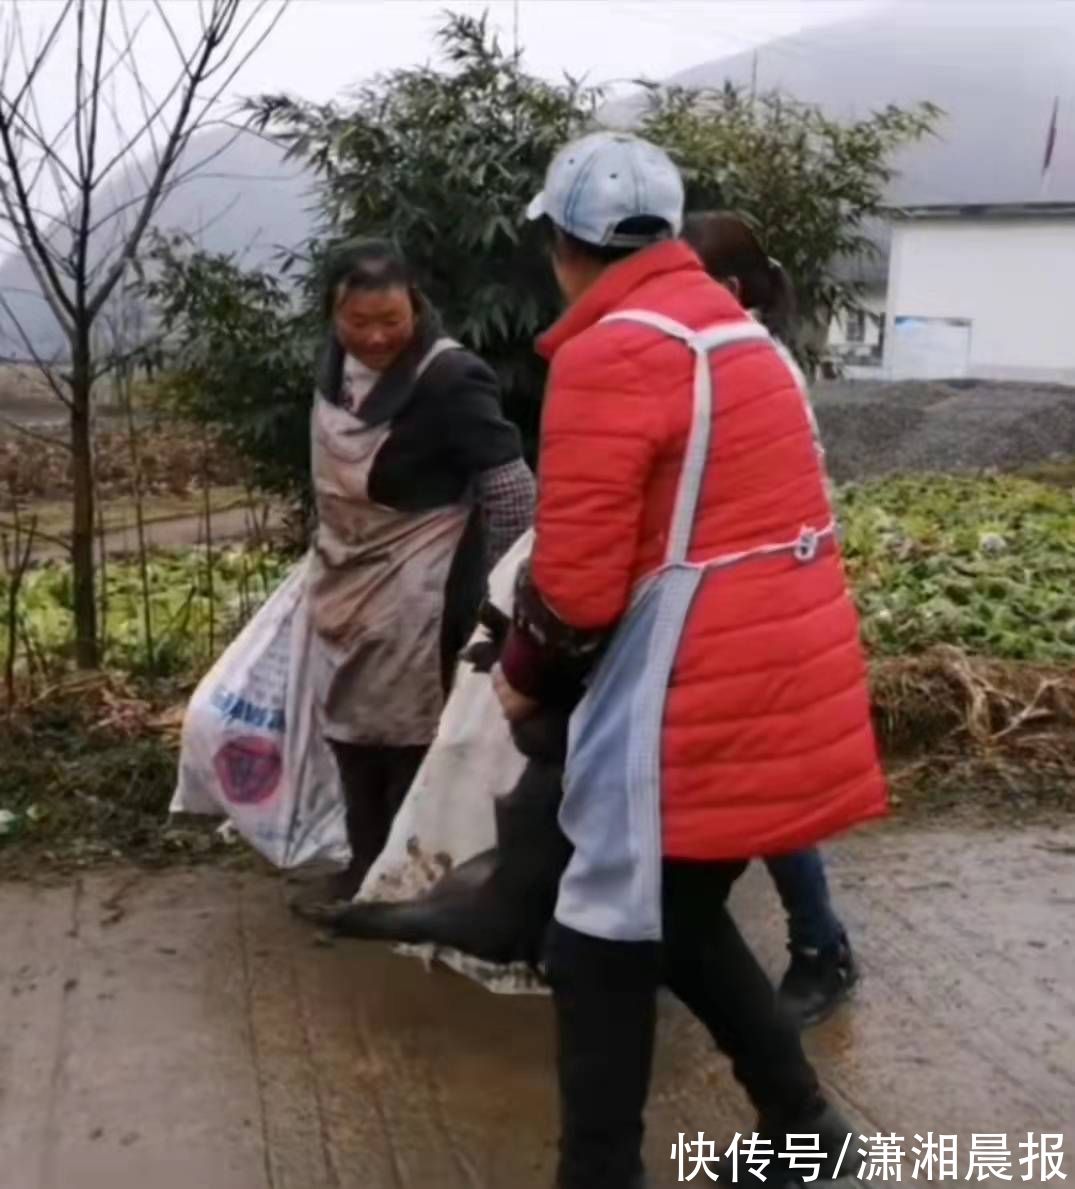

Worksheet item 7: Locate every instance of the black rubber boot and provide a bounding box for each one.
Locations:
[767,1101,864,1184]
[778,936,859,1029]
[706,1100,862,1186]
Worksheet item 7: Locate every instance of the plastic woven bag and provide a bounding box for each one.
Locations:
[170,555,349,870]
[356,530,545,994]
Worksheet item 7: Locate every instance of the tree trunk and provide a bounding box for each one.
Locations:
[70,335,98,669]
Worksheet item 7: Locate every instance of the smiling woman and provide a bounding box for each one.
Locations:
[328,246,418,374]
[301,237,536,906]
[335,288,416,372]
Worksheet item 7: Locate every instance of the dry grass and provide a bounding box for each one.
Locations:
[871,647,1075,816]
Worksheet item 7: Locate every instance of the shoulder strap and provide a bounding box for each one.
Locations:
[599,312,769,566]
[415,336,463,381]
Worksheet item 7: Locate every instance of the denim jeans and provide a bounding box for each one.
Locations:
[764,847,846,952]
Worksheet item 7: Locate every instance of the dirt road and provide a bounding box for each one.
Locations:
[28,504,284,562]
[1,822,1072,1189]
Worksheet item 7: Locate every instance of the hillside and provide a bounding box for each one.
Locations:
[4,2,1072,355]
[0,127,315,360]
[657,3,1075,208]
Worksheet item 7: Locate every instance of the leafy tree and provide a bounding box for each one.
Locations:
[135,231,315,508]
[639,83,940,365]
[248,11,601,452]
[146,15,938,500]
[0,0,285,668]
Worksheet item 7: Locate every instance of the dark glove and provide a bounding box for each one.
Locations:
[462,636,499,673]
[461,599,511,673]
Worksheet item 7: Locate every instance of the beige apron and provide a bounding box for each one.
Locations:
[308,339,472,746]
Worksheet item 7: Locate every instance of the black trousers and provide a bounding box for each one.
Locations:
[328,741,428,893]
[545,859,822,1189]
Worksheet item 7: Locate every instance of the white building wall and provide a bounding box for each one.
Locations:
[884,216,1075,384]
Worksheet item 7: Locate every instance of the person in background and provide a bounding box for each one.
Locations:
[493,132,886,1189]
[682,210,859,1029]
[304,238,534,905]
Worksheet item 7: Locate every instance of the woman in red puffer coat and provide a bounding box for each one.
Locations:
[494,132,886,1189]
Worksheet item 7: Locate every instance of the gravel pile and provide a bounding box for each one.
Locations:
[811,379,1075,483]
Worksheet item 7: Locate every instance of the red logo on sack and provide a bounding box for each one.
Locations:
[214,737,283,805]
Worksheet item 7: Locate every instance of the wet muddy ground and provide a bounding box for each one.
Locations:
[2,821,1072,1188]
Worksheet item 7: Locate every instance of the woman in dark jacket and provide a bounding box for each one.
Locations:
[305,238,534,902]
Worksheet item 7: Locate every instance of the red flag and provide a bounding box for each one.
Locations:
[1042,97,1059,176]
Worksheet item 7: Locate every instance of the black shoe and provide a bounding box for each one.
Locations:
[767,1101,861,1183]
[288,867,366,920]
[707,1101,861,1186]
[779,937,859,1028]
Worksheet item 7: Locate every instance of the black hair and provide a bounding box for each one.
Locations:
[320,237,417,321]
[545,215,674,266]
[682,211,797,339]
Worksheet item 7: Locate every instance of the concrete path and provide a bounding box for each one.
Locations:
[1,822,1072,1189]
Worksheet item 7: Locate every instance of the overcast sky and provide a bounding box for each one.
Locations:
[1,0,889,226]
[2,0,1054,234]
[17,1,888,124]
[235,0,888,100]
[16,1,1057,153]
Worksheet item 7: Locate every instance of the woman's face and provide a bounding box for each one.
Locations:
[334,284,415,371]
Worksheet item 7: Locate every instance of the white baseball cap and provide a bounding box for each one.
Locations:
[526,131,685,248]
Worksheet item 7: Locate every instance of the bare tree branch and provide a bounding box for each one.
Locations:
[86,0,111,188]
[0,194,78,232]
[12,0,80,225]
[4,0,74,115]
[85,2,251,321]
[114,2,163,167]
[73,0,111,328]
[17,6,151,201]
[0,167,76,331]
[100,75,153,202]
[92,26,193,187]
[188,5,288,137]
[0,519,72,554]
[150,0,195,82]
[0,1,83,327]
[77,122,272,273]
[203,0,275,82]
[73,0,88,185]
[0,290,73,409]
[0,106,78,329]
[0,417,72,454]
[0,283,60,303]
[82,120,252,290]
[0,0,288,668]
[89,329,167,384]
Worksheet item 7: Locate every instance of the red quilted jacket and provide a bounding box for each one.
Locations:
[508,240,886,859]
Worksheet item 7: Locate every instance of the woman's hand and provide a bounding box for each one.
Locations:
[492,663,539,723]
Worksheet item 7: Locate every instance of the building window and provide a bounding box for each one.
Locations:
[846,308,866,344]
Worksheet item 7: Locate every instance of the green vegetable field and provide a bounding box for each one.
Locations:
[1,545,292,677]
[0,474,1071,678]
[0,472,1071,867]
[839,475,1075,662]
